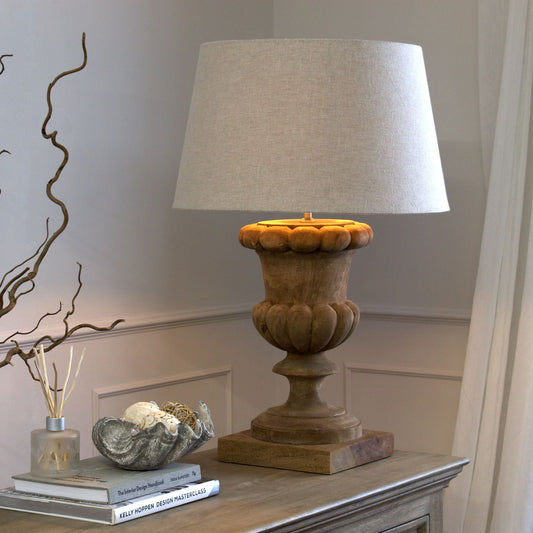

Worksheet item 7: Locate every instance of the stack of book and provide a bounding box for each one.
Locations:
[0,456,219,525]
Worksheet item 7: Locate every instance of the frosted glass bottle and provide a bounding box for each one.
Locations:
[30,417,80,478]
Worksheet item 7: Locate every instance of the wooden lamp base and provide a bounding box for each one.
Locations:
[224,215,394,473]
[218,430,394,474]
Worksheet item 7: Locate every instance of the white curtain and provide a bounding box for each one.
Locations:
[444,0,533,532]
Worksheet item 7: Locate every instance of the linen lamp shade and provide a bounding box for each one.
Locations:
[174,39,448,215]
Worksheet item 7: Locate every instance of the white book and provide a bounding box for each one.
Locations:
[0,478,219,525]
[12,455,201,503]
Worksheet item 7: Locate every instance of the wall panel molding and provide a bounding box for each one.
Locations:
[359,305,471,326]
[0,303,471,354]
[343,362,463,454]
[343,362,463,410]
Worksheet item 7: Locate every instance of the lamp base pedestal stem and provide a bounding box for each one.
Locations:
[251,351,363,445]
[217,429,394,474]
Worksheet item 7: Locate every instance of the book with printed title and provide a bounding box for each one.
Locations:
[12,455,201,504]
[0,478,219,525]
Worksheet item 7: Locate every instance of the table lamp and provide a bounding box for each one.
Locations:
[174,39,449,473]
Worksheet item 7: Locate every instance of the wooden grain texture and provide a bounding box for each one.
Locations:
[217,429,394,473]
[0,449,467,532]
[239,218,373,445]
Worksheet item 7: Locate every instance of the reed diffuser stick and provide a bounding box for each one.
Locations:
[32,345,85,418]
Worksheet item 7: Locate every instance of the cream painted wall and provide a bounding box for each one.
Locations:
[0,0,273,336]
[0,0,274,488]
[0,0,481,490]
[273,0,485,317]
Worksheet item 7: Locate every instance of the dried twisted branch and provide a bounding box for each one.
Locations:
[0,53,12,76]
[1,54,13,194]
[0,34,123,373]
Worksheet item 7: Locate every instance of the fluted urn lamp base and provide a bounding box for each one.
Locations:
[217,215,394,473]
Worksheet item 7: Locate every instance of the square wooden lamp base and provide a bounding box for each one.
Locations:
[218,429,394,474]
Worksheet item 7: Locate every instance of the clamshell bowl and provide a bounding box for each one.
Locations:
[92,401,214,470]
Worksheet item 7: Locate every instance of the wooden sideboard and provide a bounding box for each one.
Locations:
[0,448,467,532]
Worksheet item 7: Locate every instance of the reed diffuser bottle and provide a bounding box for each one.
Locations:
[31,416,80,477]
[30,345,85,478]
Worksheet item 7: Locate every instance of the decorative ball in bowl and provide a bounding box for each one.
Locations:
[92,400,214,470]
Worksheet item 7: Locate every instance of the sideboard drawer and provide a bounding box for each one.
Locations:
[383,515,430,533]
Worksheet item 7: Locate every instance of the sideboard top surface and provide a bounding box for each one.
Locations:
[0,449,468,533]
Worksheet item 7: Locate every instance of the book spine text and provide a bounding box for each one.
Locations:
[113,479,219,524]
